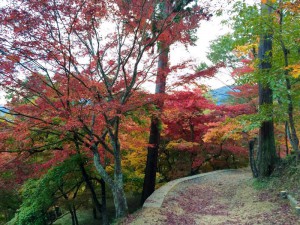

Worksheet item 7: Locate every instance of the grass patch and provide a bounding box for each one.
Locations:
[252,178,271,190]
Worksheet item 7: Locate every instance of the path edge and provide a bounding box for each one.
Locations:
[143,169,237,208]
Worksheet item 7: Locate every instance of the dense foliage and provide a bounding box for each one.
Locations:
[0,0,300,224]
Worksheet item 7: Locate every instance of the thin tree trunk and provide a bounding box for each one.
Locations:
[285,78,299,156]
[100,178,108,225]
[79,163,103,215]
[69,208,76,225]
[285,121,290,155]
[278,3,300,158]
[141,41,169,205]
[257,1,277,177]
[72,204,79,225]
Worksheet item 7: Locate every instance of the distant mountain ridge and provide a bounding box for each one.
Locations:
[210,86,233,105]
[0,106,8,116]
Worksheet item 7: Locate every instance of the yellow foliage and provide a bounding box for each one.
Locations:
[203,121,244,144]
[261,0,276,4]
[286,64,300,78]
[234,43,257,57]
[166,139,200,152]
[282,2,300,13]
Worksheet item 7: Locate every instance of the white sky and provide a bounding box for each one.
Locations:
[170,14,234,90]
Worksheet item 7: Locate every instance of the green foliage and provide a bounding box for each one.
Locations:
[195,62,208,72]
[230,2,260,44]
[13,155,83,225]
[0,190,20,224]
[208,34,237,66]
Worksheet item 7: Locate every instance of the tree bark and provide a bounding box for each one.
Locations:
[285,121,290,155]
[111,117,128,218]
[141,41,169,205]
[79,163,103,214]
[249,138,258,178]
[100,178,108,225]
[257,1,277,177]
[93,148,128,219]
[72,204,79,225]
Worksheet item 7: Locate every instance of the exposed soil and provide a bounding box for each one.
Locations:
[120,169,300,225]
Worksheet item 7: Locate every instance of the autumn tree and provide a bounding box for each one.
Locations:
[0,0,200,218]
[161,89,217,175]
[141,0,212,204]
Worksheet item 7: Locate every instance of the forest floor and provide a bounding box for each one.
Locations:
[120,168,300,225]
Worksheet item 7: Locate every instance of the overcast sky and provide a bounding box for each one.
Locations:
[170,14,233,90]
[169,0,258,89]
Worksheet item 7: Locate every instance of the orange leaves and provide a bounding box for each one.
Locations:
[6,54,20,63]
[282,1,300,13]
[286,64,300,78]
[261,0,277,4]
[203,120,244,145]
[166,139,200,152]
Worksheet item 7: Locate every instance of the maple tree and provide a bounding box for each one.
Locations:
[0,0,210,219]
[156,87,250,179]
[161,89,217,176]
[141,0,212,204]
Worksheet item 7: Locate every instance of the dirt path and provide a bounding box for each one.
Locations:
[121,169,300,225]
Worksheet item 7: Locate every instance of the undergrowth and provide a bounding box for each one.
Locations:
[252,155,300,199]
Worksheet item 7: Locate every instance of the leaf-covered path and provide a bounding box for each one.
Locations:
[121,169,300,225]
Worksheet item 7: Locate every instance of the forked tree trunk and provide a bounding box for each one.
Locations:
[93,143,128,219]
[74,135,109,224]
[71,204,79,225]
[257,1,277,177]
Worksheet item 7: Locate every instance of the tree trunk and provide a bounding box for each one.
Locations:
[111,184,128,218]
[111,118,128,218]
[141,116,161,204]
[285,121,290,155]
[249,139,258,178]
[285,75,299,157]
[100,178,108,225]
[69,204,79,225]
[141,41,169,205]
[257,86,277,177]
[72,204,79,225]
[74,135,109,223]
[93,149,128,219]
[257,1,277,177]
[70,208,76,225]
[79,163,103,215]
